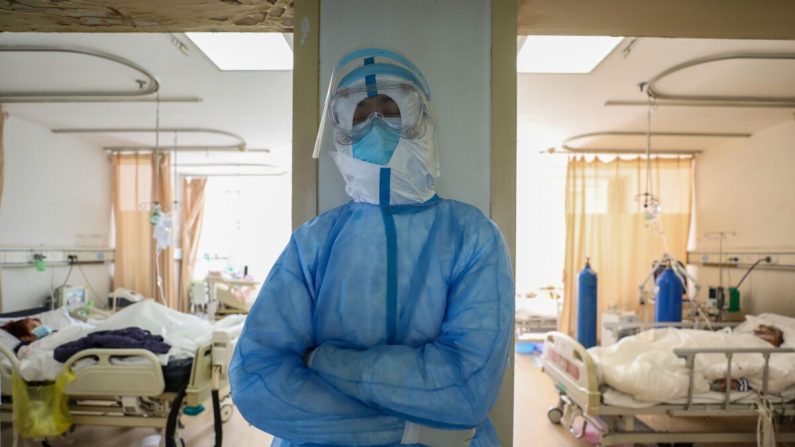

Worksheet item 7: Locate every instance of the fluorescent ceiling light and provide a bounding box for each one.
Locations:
[517,36,623,74]
[186,33,293,71]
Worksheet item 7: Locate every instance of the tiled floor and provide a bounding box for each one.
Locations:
[513,352,591,447]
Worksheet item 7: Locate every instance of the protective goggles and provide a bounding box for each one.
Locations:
[329,82,429,144]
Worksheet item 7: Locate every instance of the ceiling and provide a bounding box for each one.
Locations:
[3,1,794,39]
[0,0,293,32]
[517,0,795,40]
[1,34,794,168]
[518,37,795,154]
[0,32,292,171]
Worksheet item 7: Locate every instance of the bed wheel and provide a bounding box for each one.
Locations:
[547,406,564,424]
[220,402,234,422]
[158,437,185,447]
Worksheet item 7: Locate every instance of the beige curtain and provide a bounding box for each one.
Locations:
[560,156,693,338]
[111,153,175,305]
[178,178,208,312]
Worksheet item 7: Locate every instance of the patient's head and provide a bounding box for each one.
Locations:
[754,324,784,347]
[0,318,45,343]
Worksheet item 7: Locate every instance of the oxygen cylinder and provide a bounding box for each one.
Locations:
[576,260,598,348]
[655,267,683,322]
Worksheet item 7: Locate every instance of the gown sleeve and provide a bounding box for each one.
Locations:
[230,237,405,446]
[309,221,515,429]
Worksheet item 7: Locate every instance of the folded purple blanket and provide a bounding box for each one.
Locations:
[54,327,171,363]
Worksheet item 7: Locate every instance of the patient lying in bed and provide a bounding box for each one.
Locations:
[589,314,795,404]
[0,301,215,382]
[1,317,51,344]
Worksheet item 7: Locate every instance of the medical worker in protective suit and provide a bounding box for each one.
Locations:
[230,48,514,447]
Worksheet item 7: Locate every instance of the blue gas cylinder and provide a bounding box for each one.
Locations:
[655,267,683,322]
[576,260,598,348]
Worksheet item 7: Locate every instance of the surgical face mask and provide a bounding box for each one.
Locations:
[332,121,438,205]
[32,324,52,339]
[352,117,402,165]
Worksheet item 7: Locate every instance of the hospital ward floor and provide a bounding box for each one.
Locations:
[0,355,790,446]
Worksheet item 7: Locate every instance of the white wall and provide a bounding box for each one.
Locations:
[193,175,292,283]
[318,0,491,214]
[0,115,112,312]
[694,120,795,316]
[515,149,568,295]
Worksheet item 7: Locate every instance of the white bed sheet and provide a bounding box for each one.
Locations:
[516,296,559,321]
[587,314,795,405]
[3,301,220,381]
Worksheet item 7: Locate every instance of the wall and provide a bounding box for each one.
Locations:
[318,0,491,214]
[0,115,112,312]
[694,120,795,317]
[193,175,292,283]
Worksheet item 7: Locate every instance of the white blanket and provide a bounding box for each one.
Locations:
[588,314,795,404]
[9,301,214,381]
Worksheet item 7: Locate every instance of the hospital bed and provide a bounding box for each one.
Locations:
[0,307,245,447]
[515,292,561,338]
[542,329,795,446]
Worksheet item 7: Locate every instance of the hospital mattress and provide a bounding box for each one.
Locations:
[602,385,795,409]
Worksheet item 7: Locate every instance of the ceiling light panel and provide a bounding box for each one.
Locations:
[517,36,623,74]
[186,32,293,71]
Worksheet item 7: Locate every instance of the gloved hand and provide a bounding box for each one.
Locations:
[401,421,475,447]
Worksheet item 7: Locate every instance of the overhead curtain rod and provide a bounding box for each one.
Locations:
[545,148,698,156]
[51,127,258,152]
[176,163,279,168]
[551,131,752,155]
[606,52,795,108]
[177,172,286,177]
[0,46,200,104]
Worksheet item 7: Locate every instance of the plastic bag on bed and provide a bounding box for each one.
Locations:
[12,371,73,438]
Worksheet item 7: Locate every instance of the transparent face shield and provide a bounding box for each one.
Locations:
[313,49,433,160]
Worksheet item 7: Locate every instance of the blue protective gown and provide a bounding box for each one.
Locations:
[230,195,514,447]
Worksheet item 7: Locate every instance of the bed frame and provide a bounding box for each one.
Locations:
[0,321,243,447]
[542,331,795,446]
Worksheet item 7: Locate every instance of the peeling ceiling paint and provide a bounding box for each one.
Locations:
[0,0,294,32]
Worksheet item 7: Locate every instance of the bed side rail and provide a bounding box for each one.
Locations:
[63,348,166,397]
[0,343,19,397]
[0,343,20,376]
[212,315,245,381]
[185,317,244,407]
[542,331,600,414]
[673,346,795,410]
